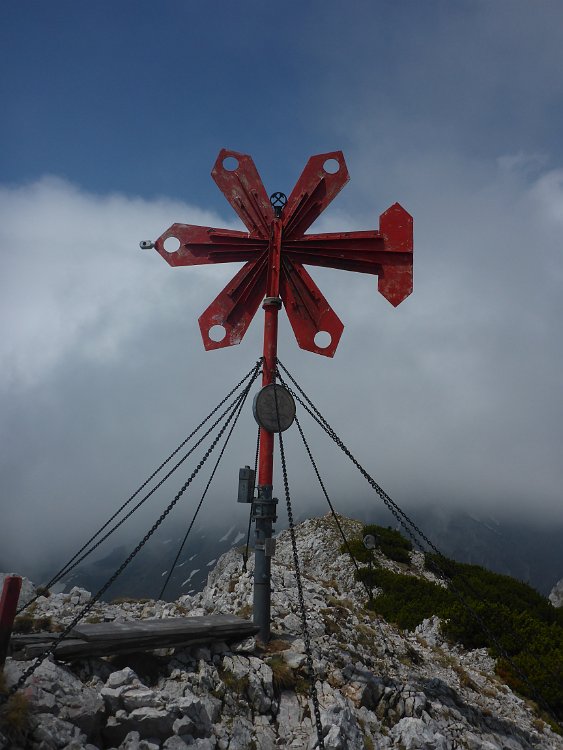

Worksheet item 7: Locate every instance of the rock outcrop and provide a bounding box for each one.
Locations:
[1,514,562,749]
[0,574,37,609]
[549,578,563,608]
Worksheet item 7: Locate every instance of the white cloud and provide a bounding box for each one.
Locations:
[1,155,563,576]
[0,177,237,389]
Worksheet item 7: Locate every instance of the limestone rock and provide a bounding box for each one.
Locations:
[4,514,563,750]
[549,577,563,607]
[26,658,104,734]
[0,573,36,608]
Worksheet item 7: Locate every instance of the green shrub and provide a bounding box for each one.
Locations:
[339,537,375,564]
[340,523,413,565]
[364,524,412,564]
[346,529,563,722]
[359,566,452,631]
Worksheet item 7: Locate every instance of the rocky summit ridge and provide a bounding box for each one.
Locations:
[1,514,562,750]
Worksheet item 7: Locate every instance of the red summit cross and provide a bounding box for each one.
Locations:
[152,149,412,363]
[146,149,412,641]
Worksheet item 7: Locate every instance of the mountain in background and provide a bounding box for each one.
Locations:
[28,503,562,602]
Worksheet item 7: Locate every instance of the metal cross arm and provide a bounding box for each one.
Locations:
[151,149,413,358]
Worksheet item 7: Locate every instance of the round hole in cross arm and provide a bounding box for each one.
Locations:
[323,158,340,174]
[163,236,181,253]
[314,331,332,349]
[209,325,227,342]
[223,156,239,171]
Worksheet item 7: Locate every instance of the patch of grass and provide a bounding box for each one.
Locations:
[320,609,343,638]
[0,671,31,743]
[320,577,339,592]
[265,639,290,653]
[218,667,250,694]
[236,603,252,619]
[12,614,55,633]
[33,616,54,632]
[12,615,34,634]
[267,655,299,693]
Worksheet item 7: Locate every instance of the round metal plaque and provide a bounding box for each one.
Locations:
[253,384,296,433]
[363,534,377,551]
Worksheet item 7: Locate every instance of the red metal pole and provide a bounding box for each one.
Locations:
[258,217,283,488]
[253,218,282,643]
[0,575,22,668]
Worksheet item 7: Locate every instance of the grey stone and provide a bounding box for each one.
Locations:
[101,685,127,713]
[199,695,222,724]
[177,692,212,738]
[128,707,176,738]
[191,738,217,749]
[26,659,104,734]
[107,667,141,689]
[282,650,307,669]
[173,715,195,737]
[121,687,164,711]
[0,573,37,609]
[31,712,86,748]
[224,716,254,750]
[549,577,563,608]
[163,737,190,749]
[316,705,364,750]
[389,717,449,750]
[231,636,256,654]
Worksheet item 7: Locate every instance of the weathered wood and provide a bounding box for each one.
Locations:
[10,615,259,661]
[71,614,251,641]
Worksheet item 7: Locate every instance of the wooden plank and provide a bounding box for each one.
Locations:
[71,614,250,642]
[9,615,259,661]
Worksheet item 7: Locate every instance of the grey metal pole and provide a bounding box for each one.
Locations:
[252,485,278,643]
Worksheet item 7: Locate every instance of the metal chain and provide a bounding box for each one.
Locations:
[33,389,249,599]
[159,377,258,599]
[289,407,398,663]
[4,365,261,702]
[274,385,325,749]
[20,361,262,615]
[277,360,563,729]
[277,361,435,552]
[242,424,261,572]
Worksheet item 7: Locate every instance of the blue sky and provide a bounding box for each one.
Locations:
[2,2,563,575]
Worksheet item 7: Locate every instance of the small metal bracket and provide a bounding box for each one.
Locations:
[270,192,287,218]
[139,240,155,250]
[265,538,276,558]
[252,495,278,522]
[262,296,282,309]
[238,465,255,503]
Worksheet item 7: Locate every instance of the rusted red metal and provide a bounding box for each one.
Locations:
[151,150,412,642]
[0,575,22,667]
[154,148,413,358]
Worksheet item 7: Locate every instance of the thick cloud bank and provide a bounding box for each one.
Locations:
[1,159,562,575]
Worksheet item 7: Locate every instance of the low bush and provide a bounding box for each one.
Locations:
[340,523,413,565]
[347,525,563,722]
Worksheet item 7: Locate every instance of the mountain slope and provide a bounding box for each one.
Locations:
[2,513,562,749]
